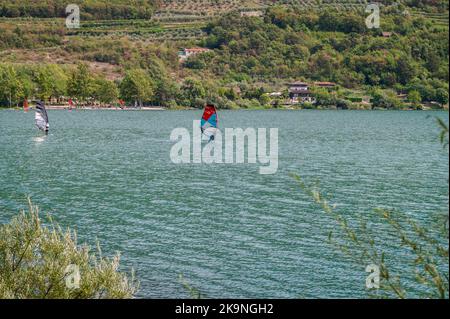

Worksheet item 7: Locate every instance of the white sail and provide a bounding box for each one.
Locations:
[35,101,49,132]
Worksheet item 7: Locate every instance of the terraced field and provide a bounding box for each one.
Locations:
[1,0,447,44]
[67,20,207,41]
[157,0,268,14]
[410,10,449,29]
[125,0,374,41]
[154,0,371,22]
[3,1,446,44]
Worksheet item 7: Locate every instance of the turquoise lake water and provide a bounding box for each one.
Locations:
[0,109,448,298]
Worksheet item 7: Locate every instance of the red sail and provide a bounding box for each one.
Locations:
[201,104,218,141]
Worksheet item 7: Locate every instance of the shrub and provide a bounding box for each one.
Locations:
[336,98,350,110]
[300,102,315,109]
[0,200,138,299]
[371,89,406,109]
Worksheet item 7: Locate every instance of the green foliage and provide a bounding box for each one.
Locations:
[93,78,119,105]
[405,78,449,103]
[408,90,422,105]
[435,88,449,106]
[0,199,138,298]
[371,89,405,109]
[119,68,155,106]
[34,64,68,101]
[184,53,212,70]
[178,274,202,299]
[313,87,337,107]
[146,57,180,108]
[68,63,93,103]
[0,64,23,106]
[181,78,206,107]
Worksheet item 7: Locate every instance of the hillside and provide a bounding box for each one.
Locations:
[0,1,448,109]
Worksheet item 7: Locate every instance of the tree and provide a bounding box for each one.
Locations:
[47,64,67,100]
[405,79,436,102]
[309,51,341,82]
[0,64,23,107]
[34,65,67,102]
[67,63,93,104]
[426,52,441,74]
[184,55,208,70]
[435,88,449,107]
[371,89,405,109]
[34,67,53,101]
[313,88,337,107]
[119,69,154,107]
[408,90,422,108]
[146,57,179,107]
[396,56,417,85]
[93,78,119,106]
[181,78,206,107]
[17,76,35,103]
[0,200,138,298]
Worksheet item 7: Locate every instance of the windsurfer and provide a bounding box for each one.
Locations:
[200,104,218,143]
[35,101,49,133]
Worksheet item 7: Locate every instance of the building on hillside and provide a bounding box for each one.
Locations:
[288,82,315,104]
[381,31,393,38]
[178,47,211,61]
[313,81,336,89]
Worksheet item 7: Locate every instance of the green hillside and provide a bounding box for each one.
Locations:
[0,1,448,109]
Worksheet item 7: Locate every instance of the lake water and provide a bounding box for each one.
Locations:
[0,109,448,298]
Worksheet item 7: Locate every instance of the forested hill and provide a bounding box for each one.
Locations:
[0,1,448,109]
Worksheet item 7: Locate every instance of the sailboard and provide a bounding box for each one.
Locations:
[35,101,49,133]
[200,104,218,142]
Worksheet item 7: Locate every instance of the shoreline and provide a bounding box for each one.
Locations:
[1,106,448,111]
[47,105,167,111]
[2,106,167,111]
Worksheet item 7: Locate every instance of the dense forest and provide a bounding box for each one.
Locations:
[0,1,448,109]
